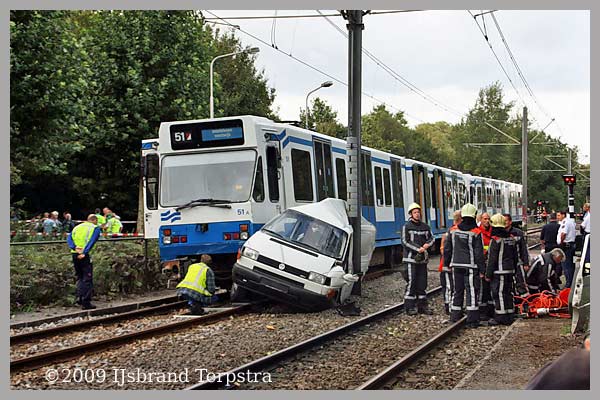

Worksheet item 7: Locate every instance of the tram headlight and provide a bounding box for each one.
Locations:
[308,271,327,285]
[240,232,249,240]
[242,247,259,261]
[163,236,172,245]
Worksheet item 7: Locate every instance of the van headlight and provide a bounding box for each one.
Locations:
[308,271,327,285]
[242,247,259,261]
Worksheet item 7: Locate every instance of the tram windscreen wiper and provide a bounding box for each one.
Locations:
[176,198,232,211]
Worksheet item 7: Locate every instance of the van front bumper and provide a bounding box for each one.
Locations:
[232,263,334,311]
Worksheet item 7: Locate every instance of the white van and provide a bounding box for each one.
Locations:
[232,198,376,310]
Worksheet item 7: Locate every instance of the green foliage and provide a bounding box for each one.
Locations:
[300,97,345,138]
[10,11,277,219]
[10,240,164,311]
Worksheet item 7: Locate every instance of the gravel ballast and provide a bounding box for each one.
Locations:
[11,267,443,389]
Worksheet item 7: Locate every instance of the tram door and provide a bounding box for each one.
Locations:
[361,151,376,224]
[313,140,334,201]
[412,165,430,224]
[433,169,447,229]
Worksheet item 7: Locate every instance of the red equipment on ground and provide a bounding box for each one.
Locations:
[514,289,571,319]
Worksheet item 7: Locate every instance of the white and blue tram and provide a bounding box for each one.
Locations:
[141,115,522,275]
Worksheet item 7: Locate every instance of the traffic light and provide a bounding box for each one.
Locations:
[537,200,543,206]
[562,174,576,185]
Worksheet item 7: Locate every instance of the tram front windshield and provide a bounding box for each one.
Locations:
[160,150,256,207]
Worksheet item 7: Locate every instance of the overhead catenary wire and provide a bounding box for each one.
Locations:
[203,10,424,20]
[470,11,565,144]
[203,10,426,124]
[468,10,528,110]
[317,10,466,119]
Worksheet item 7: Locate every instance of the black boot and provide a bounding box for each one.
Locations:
[82,303,97,310]
[418,307,434,315]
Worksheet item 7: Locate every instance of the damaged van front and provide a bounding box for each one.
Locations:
[232,198,375,311]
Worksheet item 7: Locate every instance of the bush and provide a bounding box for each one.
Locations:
[10,239,166,311]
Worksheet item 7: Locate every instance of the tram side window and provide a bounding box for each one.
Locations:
[145,154,159,210]
[291,149,314,202]
[252,156,265,203]
[361,154,374,207]
[374,166,384,207]
[335,158,347,201]
[266,147,279,202]
[391,160,404,209]
[383,168,392,206]
[476,186,482,210]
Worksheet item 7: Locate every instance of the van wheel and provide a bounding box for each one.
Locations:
[230,283,251,303]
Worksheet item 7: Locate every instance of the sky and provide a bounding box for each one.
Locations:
[207,9,590,162]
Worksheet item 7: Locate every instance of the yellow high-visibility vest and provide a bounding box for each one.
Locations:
[70,222,97,254]
[176,263,211,296]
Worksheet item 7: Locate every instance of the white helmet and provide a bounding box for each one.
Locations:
[407,202,421,215]
[461,203,477,219]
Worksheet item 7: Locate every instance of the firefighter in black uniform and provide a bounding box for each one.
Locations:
[503,213,530,295]
[444,203,485,328]
[401,203,435,316]
[485,214,518,325]
[526,248,565,294]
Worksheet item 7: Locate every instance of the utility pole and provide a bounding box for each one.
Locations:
[521,106,528,233]
[343,10,365,294]
[567,148,575,218]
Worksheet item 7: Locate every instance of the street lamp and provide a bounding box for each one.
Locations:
[305,81,334,129]
[210,47,260,118]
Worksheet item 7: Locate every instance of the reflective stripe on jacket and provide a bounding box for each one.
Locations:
[176,263,212,297]
[444,228,485,272]
[401,219,435,263]
[485,236,518,279]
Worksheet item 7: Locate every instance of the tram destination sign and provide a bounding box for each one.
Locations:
[170,119,245,150]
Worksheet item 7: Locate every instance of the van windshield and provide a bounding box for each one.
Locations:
[262,209,348,259]
[160,150,256,207]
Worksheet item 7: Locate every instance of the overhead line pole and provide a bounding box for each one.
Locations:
[343,10,365,295]
[521,106,528,233]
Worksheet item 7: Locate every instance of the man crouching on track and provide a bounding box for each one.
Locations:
[401,203,435,316]
[176,254,217,315]
[484,214,518,325]
[444,204,486,328]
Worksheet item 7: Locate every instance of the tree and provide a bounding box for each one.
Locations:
[212,30,277,119]
[299,97,345,138]
[10,11,95,212]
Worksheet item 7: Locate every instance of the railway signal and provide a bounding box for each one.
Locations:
[562,174,576,217]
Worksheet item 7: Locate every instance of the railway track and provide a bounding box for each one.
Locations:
[10,303,253,372]
[186,287,444,390]
[357,317,467,389]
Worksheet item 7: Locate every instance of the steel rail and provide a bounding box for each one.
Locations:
[10,295,181,330]
[356,317,467,389]
[186,286,443,390]
[10,303,253,372]
[10,300,188,344]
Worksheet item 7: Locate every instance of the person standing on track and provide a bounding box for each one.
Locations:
[445,203,486,328]
[67,214,101,309]
[557,210,576,288]
[540,213,561,253]
[503,213,530,295]
[484,214,518,325]
[478,212,494,320]
[438,210,461,315]
[401,203,435,316]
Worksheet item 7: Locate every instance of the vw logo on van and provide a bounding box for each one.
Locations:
[278,263,286,271]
